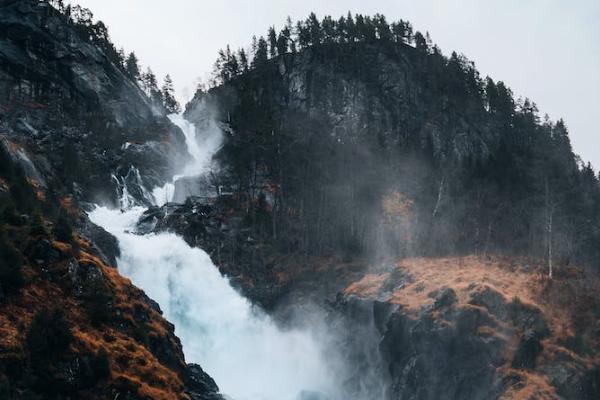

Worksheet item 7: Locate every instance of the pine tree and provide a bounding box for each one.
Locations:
[285,16,296,53]
[142,68,163,106]
[322,16,336,43]
[268,27,278,58]
[296,21,310,48]
[375,14,391,41]
[125,52,140,80]
[307,13,322,46]
[162,74,180,114]
[253,36,269,67]
[251,35,258,57]
[345,12,356,42]
[238,48,249,72]
[413,31,428,52]
[277,28,290,55]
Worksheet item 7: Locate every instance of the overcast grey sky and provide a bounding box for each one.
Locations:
[71,0,599,169]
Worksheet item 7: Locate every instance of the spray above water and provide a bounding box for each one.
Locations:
[152,113,223,206]
[89,112,345,400]
[90,206,341,400]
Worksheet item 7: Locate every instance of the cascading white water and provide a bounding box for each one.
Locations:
[152,113,223,206]
[89,113,344,400]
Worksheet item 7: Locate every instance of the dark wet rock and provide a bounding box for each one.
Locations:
[468,285,509,321]
[433,287,457,309]
[67,259,105,297]
[380,268,413,296]
[0,0,188,206]
[512,329,543,369]
[135,197,285,308]
[78,218,120,266]
[184,363,223,400]
[373,300,397,335]
[25,238,62,266]
[507,297,550,338]
[380,303,507,400]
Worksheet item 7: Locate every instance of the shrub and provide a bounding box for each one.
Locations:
[26,308,73,360]
[83,279,113,326]
[0,373,9,398]
[0,228,24,293]
[53,214,73,243]
[91,347,110,379]
[78,347,111,388]
[29,213,47,236]
[2,202,24,226]
[512,295,522,306]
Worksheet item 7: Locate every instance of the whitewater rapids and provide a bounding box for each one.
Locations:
[89,114,342,400]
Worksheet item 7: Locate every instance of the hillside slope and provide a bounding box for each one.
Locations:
[0,1,221,398]
[0,0,187,206]
[187,17,600,271]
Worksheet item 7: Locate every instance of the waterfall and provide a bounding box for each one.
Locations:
[90,113,343,400]
[152,113,223,206]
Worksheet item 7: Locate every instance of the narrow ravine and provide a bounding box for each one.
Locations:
[89,114,344,400]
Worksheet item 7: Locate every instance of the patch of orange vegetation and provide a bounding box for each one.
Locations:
[0,234,188,400]
[73,326,185,400]
[386,256,540,312]
[343,255,600,397]
[386,256,577,342]
[52,240,72,254]
[0,314,22,352]
[382,191,413,223]
[345,273,389,298]
[28,178,45,201]
[60,195,79,217]
[93,253,171,339]
[499,369,558,400]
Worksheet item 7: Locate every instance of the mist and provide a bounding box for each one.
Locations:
[90,206,350,400]
[87,107,388,400]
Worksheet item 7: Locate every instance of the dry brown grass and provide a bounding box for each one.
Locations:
[0,235,188,399]
[342,254,600,398]
[499,369,558,400]
[345,273,390,298]
[344,255,572,337]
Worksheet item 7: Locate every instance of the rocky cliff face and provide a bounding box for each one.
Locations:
[0,0,187,206]
[0,2,221,399]
[187,39,600,270]
[342,257,600,400]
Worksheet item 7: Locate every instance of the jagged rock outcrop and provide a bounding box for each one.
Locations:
[342,257,600,400]
[0,0,188,206]
[136,198,285,308]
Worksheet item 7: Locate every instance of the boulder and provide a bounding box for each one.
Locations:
[184,363,223,400]
[511,329,543,369]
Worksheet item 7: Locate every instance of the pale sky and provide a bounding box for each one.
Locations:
[70,0,599,169]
